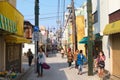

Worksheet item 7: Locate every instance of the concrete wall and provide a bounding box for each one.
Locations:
[0,36,5,71]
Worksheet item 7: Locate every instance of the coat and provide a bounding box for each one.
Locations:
[67,52,73,62]
[77,53,85,65]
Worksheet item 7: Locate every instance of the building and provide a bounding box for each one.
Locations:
[22,21,34,55]
[0,1,30,72]
[64,11,73,50]
[103,0,120,78]
[91,0,120,78]
[63,4,86,54]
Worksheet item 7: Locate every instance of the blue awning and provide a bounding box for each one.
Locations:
[79,37,88,44]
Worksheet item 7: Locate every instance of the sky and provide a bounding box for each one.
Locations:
[16,0,85,31]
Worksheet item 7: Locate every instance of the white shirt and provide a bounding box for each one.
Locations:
[37,52,46,64]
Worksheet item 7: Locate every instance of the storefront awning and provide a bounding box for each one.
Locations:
[79,37,88,44]
[79,33,102,44]
[5,35,31,43]
[103,20,120,35]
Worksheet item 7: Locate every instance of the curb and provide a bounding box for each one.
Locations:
[13,65,34,80]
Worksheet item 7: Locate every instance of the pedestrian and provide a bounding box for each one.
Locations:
[37,47,46,77]
[67,48,73,68]
[94,49,99,72]
[74,49,79,69]
[96,50,105,77]
[27,48,33,66]
[77,50,86,75]
[61,48,65,58]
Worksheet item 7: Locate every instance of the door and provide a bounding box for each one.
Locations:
[112,34,120,77]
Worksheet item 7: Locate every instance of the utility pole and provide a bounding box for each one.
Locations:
[71,0,77,52]
[87,0,94,75]
[34,0,39,72]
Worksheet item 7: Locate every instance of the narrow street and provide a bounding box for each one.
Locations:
[22,52,100,80]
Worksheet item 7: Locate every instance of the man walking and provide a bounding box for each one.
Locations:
[27,48,33,66]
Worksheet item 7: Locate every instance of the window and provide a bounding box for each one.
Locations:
[93,11,98,23]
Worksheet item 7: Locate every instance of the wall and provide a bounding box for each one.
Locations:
[22,43,35,55]
[0,36,5,71]
[0,1,24,36]
[99,0,110,72]
[109,0,120,14]
[92,0,100,34]
[76,16,85,55]
[92,0,111,72]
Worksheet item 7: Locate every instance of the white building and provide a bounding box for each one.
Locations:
[92,0,120,78]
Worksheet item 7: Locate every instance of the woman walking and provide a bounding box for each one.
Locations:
[67,48,73,67]
[37,47,46,77]
[96,50,105,77]
[77,50,85,75]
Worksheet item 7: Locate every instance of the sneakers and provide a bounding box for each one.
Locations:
[77,72,82,75]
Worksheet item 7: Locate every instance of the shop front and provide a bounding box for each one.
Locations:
[0,1,31,72]
[103,20,120,78]
[79,33,102,57]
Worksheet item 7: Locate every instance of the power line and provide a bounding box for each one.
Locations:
[57,0,60,25]
[24,12,64,17]
[63,0,66,27]
[25,16,62,20]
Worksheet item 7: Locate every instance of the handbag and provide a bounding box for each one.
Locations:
[42,63,50,69]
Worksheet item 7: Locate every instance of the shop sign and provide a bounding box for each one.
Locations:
[0,14,17,33]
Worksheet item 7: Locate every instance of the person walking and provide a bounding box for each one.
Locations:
[27,49,33,66]
[77,50,85,75]
[74,49,79,68]
[61,48,65,58]
[37,47,46,77]
[96,50,105,77]
[67,48,73,67]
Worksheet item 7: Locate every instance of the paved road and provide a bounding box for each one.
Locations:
[24,52,100,80]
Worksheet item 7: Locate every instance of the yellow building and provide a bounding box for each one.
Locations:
[0,1,30,72]
[76,16,86,55]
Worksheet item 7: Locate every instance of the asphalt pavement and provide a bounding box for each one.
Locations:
[20,52,103,80]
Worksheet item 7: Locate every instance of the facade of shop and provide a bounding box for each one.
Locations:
[0,1,30,72]
[93,0,120,78]
[103,9,120,78]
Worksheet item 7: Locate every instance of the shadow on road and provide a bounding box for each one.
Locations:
[41,62,68,80]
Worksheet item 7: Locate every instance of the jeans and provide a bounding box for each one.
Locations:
[68,62,72,67]
[78,64,83,72]
[28,58,32,66]
[37,63,43,75]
